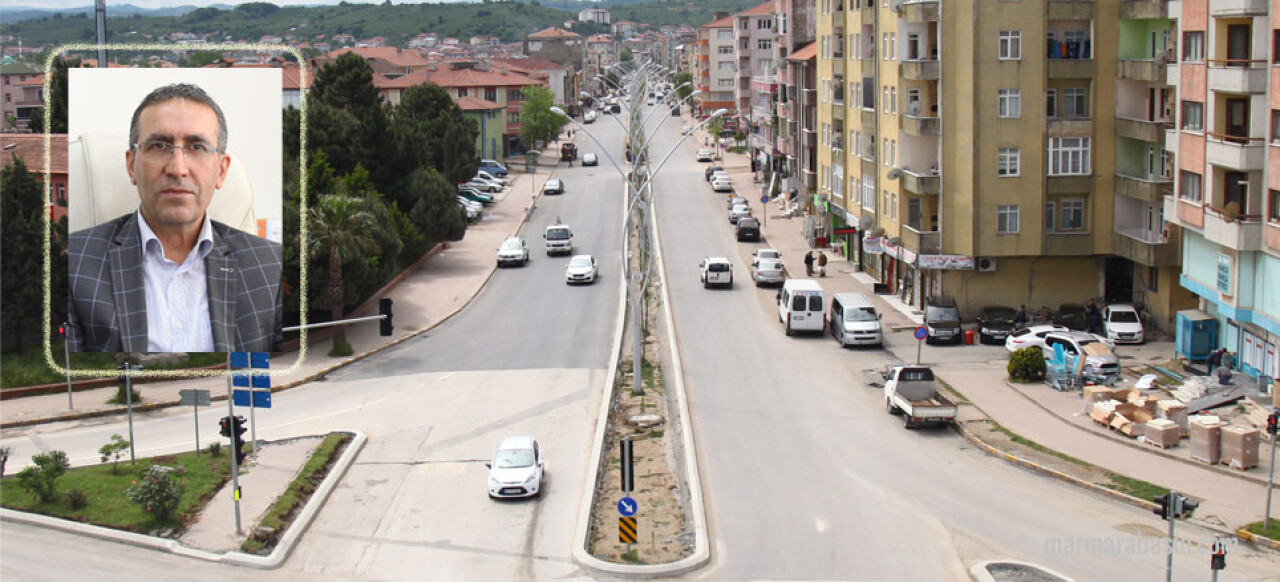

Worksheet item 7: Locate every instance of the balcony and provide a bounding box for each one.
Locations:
[1047,175,1093,194]
[1165,197,1264,251]
[901,114,940,137]
[901,59,939,81]
[1205,133,1265,171]
[901,168,940,195]
[1207,61,1267,93]
[1113,228,1180,266]
[1119,0,1167,19]
[1044,232,1095,256]
[1047,0,1095,19]
[1117,59,1167,83]
[1115,116,1172,143]
[1268,221,1280,252]
[1114,173,1173,204]
[900,225,941,254]
[1048,117,1093,135]
[833,59,845,76]
[902,0,940,22]
[1048,58,1094,79]
[1209,0,1267,15]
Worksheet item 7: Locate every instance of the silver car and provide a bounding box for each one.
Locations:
[751,259,785,286]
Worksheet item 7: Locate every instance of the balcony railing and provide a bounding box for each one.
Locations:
[1119,0,1167,19]
[901,114,940,137]
[1117,58,1167,83]
[1048,58,1094,79]
[901,168,940,195]
[1114,173,1173,204]
[1048,117,1094,135]
[1044,231,1095,256]
[1164,197,1264,251]
[900,59,939,81]
[1209,0,1267,15]
[1205,132,1265,171]
[1207,60,1267,93]
[1112,228,1180,266]
[902,1,940,22]
[1047,0,1095,19]
[1115,116,1172,143]
[900,225,941,254]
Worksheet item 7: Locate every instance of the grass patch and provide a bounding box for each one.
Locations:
[0,450,231,533]
[1133,364,1186,387]
[1101,472,1168,501]
[1,347,231,389]
[936,379,970,404]
[1244,520,1280,541]
[986,421,1089,467]
[240,433,351,554]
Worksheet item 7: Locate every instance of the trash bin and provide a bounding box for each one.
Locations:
[815,236,828,248]
[964,330,975,345]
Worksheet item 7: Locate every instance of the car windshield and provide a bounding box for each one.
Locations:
[494,448,535,469]
[569,257,592,268]
[983,308,1016,324]
[547,229,570,240]
[926,306,960,323]
[845,307,877,322]
[1110,310,1140,323]
[732,205,749,212]
[500,240,522,251]
[546,180,560,188]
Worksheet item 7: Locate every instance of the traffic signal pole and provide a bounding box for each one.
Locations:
[1165,499,1175,582]
[225,354,242,535]
[1265,409,1278,529]
[61,323,72,410]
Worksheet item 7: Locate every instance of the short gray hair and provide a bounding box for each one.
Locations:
[128,83,228,152]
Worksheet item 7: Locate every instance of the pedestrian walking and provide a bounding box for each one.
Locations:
[804,251,815,277]
[1086,301,1102,334]
[1015,305,1029,329]
[816,251,828,277]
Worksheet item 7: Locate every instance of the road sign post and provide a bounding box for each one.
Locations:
[620,437,634,493]
[914,327,928,364]
[179,389,211,455]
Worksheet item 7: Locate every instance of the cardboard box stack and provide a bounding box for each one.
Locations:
[1190,416,1222,465]
[1091,400,1118,426]
[1084,385,1115,403]
[1221,426,1260,470]
[1144,419,1180,449]
[1157,400,1189,437]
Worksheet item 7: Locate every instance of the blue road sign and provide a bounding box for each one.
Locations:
[230,352,250,368]
[760,194,769,204]
[914,327,928,341]
[617,496,638,517]
[232,390,272,408]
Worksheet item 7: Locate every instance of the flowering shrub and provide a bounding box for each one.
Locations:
[125,466,186,521]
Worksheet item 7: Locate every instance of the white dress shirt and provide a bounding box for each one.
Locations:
[138,210,216,352]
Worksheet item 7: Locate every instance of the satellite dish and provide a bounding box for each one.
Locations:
[892,0,904,12]
[858,214,873,230]
[887,168,903,180]
[1224,201,1241,222]
[907,101,922,116]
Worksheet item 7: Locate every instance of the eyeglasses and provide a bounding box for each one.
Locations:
[133,140,221,162]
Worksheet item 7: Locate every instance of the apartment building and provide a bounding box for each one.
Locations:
[696,14,738,119]
[735,1,780,159]
[774,0,818,199]
[1164,0,1280,382]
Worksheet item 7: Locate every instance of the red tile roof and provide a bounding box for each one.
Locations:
[704,15,735,28]
[1,133,68,174]
[455,95,504,111]
[740,1,776,16]
[527,27,582,39]
[326,46,432,69]
[426,66,542,88]
[787,42,817,61]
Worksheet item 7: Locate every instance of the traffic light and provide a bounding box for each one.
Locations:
[219,416,232,437]
[379,297,394,337]
[1268,410,1279,436]
[231,415,248,464]
[1153,493,1170,520]
[56,323,65,340]
[1211,540,1227,571]
[1173,495,1199,518]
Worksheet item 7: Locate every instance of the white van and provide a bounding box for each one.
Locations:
[777,279,825,336]
[829,293,883,347]
[544,223,573,255]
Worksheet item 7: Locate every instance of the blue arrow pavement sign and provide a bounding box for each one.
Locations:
[617,496,637,517]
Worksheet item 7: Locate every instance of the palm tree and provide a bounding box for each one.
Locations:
[306,195,378,355]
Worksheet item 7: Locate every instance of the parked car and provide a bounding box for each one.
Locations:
[704,165,724,181]
[670,106,680,116]
[486,436,544,499]
[735,216,761,241]
[582,152,599,166]
[457,196,482,214]
[751,258,785,286]
[584,110,597,123]
[1102,304,1145,344]
[565,254,598,284]
[924,295,962,345]
[542,178,565,195]
[728,203,752,224]
[700,257,733,288]
[458,188,493,205]
[496,236,529,267]
[883,365,956,429]
[1054,303,1088,331]
[711,176,734,192]
[696,149,714,162]
[478,159,508,177]
[464,178,501,193]
[1004,324,1071,353]
[474,170,506,187]
[975,306,1018,344]
[457,199,480,220]
[727,195,748,209]
[752,248,783,267]
[1041,331,1121,384]
[610,103,621,114]
[710,170,731,183]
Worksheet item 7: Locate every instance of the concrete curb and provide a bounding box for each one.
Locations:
[999,377,1278,489]
[1235,529,1280,551]
[0,430,367,568]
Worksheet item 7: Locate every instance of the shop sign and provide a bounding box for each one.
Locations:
[863,235,883,255]
[918,255,975,270]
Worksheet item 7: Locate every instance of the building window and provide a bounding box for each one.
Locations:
[56,183,66,206]
[1044,201,1056,233]
[1182,101,1203,131]
[1147,266,1158,293]
[998,31,1021,60]
[908,197,922,228]
[1048,137,1090,175]
[890,86,897,114]
[719,46,733,55]
[1180,171,1203,202]
[719,78,735,87]
[891,192,898,220]
[509,89,523,101]
[883,138,890,165]
[882,86,890,112]
[458,88,468,97]
[508,113,520,123]
[1060,199,1085,230]
[485,88,497,101]
[1269,189,1280,222]
[758,18,773,30]
[997,147,1020,176]
[997,205,1020,234]
[758,39,773,50]
[998,89,1021,118]
[1182,31,1204,62]
[1275,30,1280,63]
[1063,88,1087,117]
[1046,89,1057,117]
[863,175,875,210]
[1272,110,1280,144]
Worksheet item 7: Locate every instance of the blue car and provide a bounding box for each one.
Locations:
[478,159,508,178]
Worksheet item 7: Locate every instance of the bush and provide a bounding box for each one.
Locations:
[208,441,223,457]
[16,450,70,503]
[98,434,130,473]
[1008,346,1047,382]
[65,487,88,509]
[125,466,186,522]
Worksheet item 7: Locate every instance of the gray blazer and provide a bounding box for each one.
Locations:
[67,213,284,353]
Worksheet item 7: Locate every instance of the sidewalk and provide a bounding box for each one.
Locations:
[692,127,1278,532]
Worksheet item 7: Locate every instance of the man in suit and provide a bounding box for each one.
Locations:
[67,83,282,353]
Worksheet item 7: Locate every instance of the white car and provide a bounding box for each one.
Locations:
[1006,324,1117,353]
[751,259,785,286]
[565,254,599,284]
[700,257,733,288]
[496,236,529,267]
[457,199,480,220]
[584,110,597,123]
[752,248,783,267]
[1041,331,1121,383]
[582,152,598,166]
[728,203,752,224]
[1102,304,1145,344]
[542,178,565,195]
[680,124,691,135]
[487,436,544,499]
[474,170,506,187]
[696,149,714,162]
[711,176,734,192]
[457,196,482,215]
[464,178,501,193]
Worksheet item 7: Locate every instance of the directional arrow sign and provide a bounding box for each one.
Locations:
[617,496,638,517]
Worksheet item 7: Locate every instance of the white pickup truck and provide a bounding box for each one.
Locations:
[882,365,957,429]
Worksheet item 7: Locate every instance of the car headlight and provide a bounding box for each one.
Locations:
[981,327,992,334]
[489,477,500,488]
[523,474,537,486]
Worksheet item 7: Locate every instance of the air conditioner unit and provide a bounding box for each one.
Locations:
[977,257,997,272]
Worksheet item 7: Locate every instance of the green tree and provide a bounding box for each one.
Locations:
[674,72,693,102]
[1,156,48,352]
[402,167,466,245]
[16,450,69,503]
[391,82,479,185]
[310,52,396,193]
[518,85,566,151]
[305,195,378,356]
[98,434,130,473]
[25,57,73,134]
[179,50,225,67]
[620,47,634,63]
